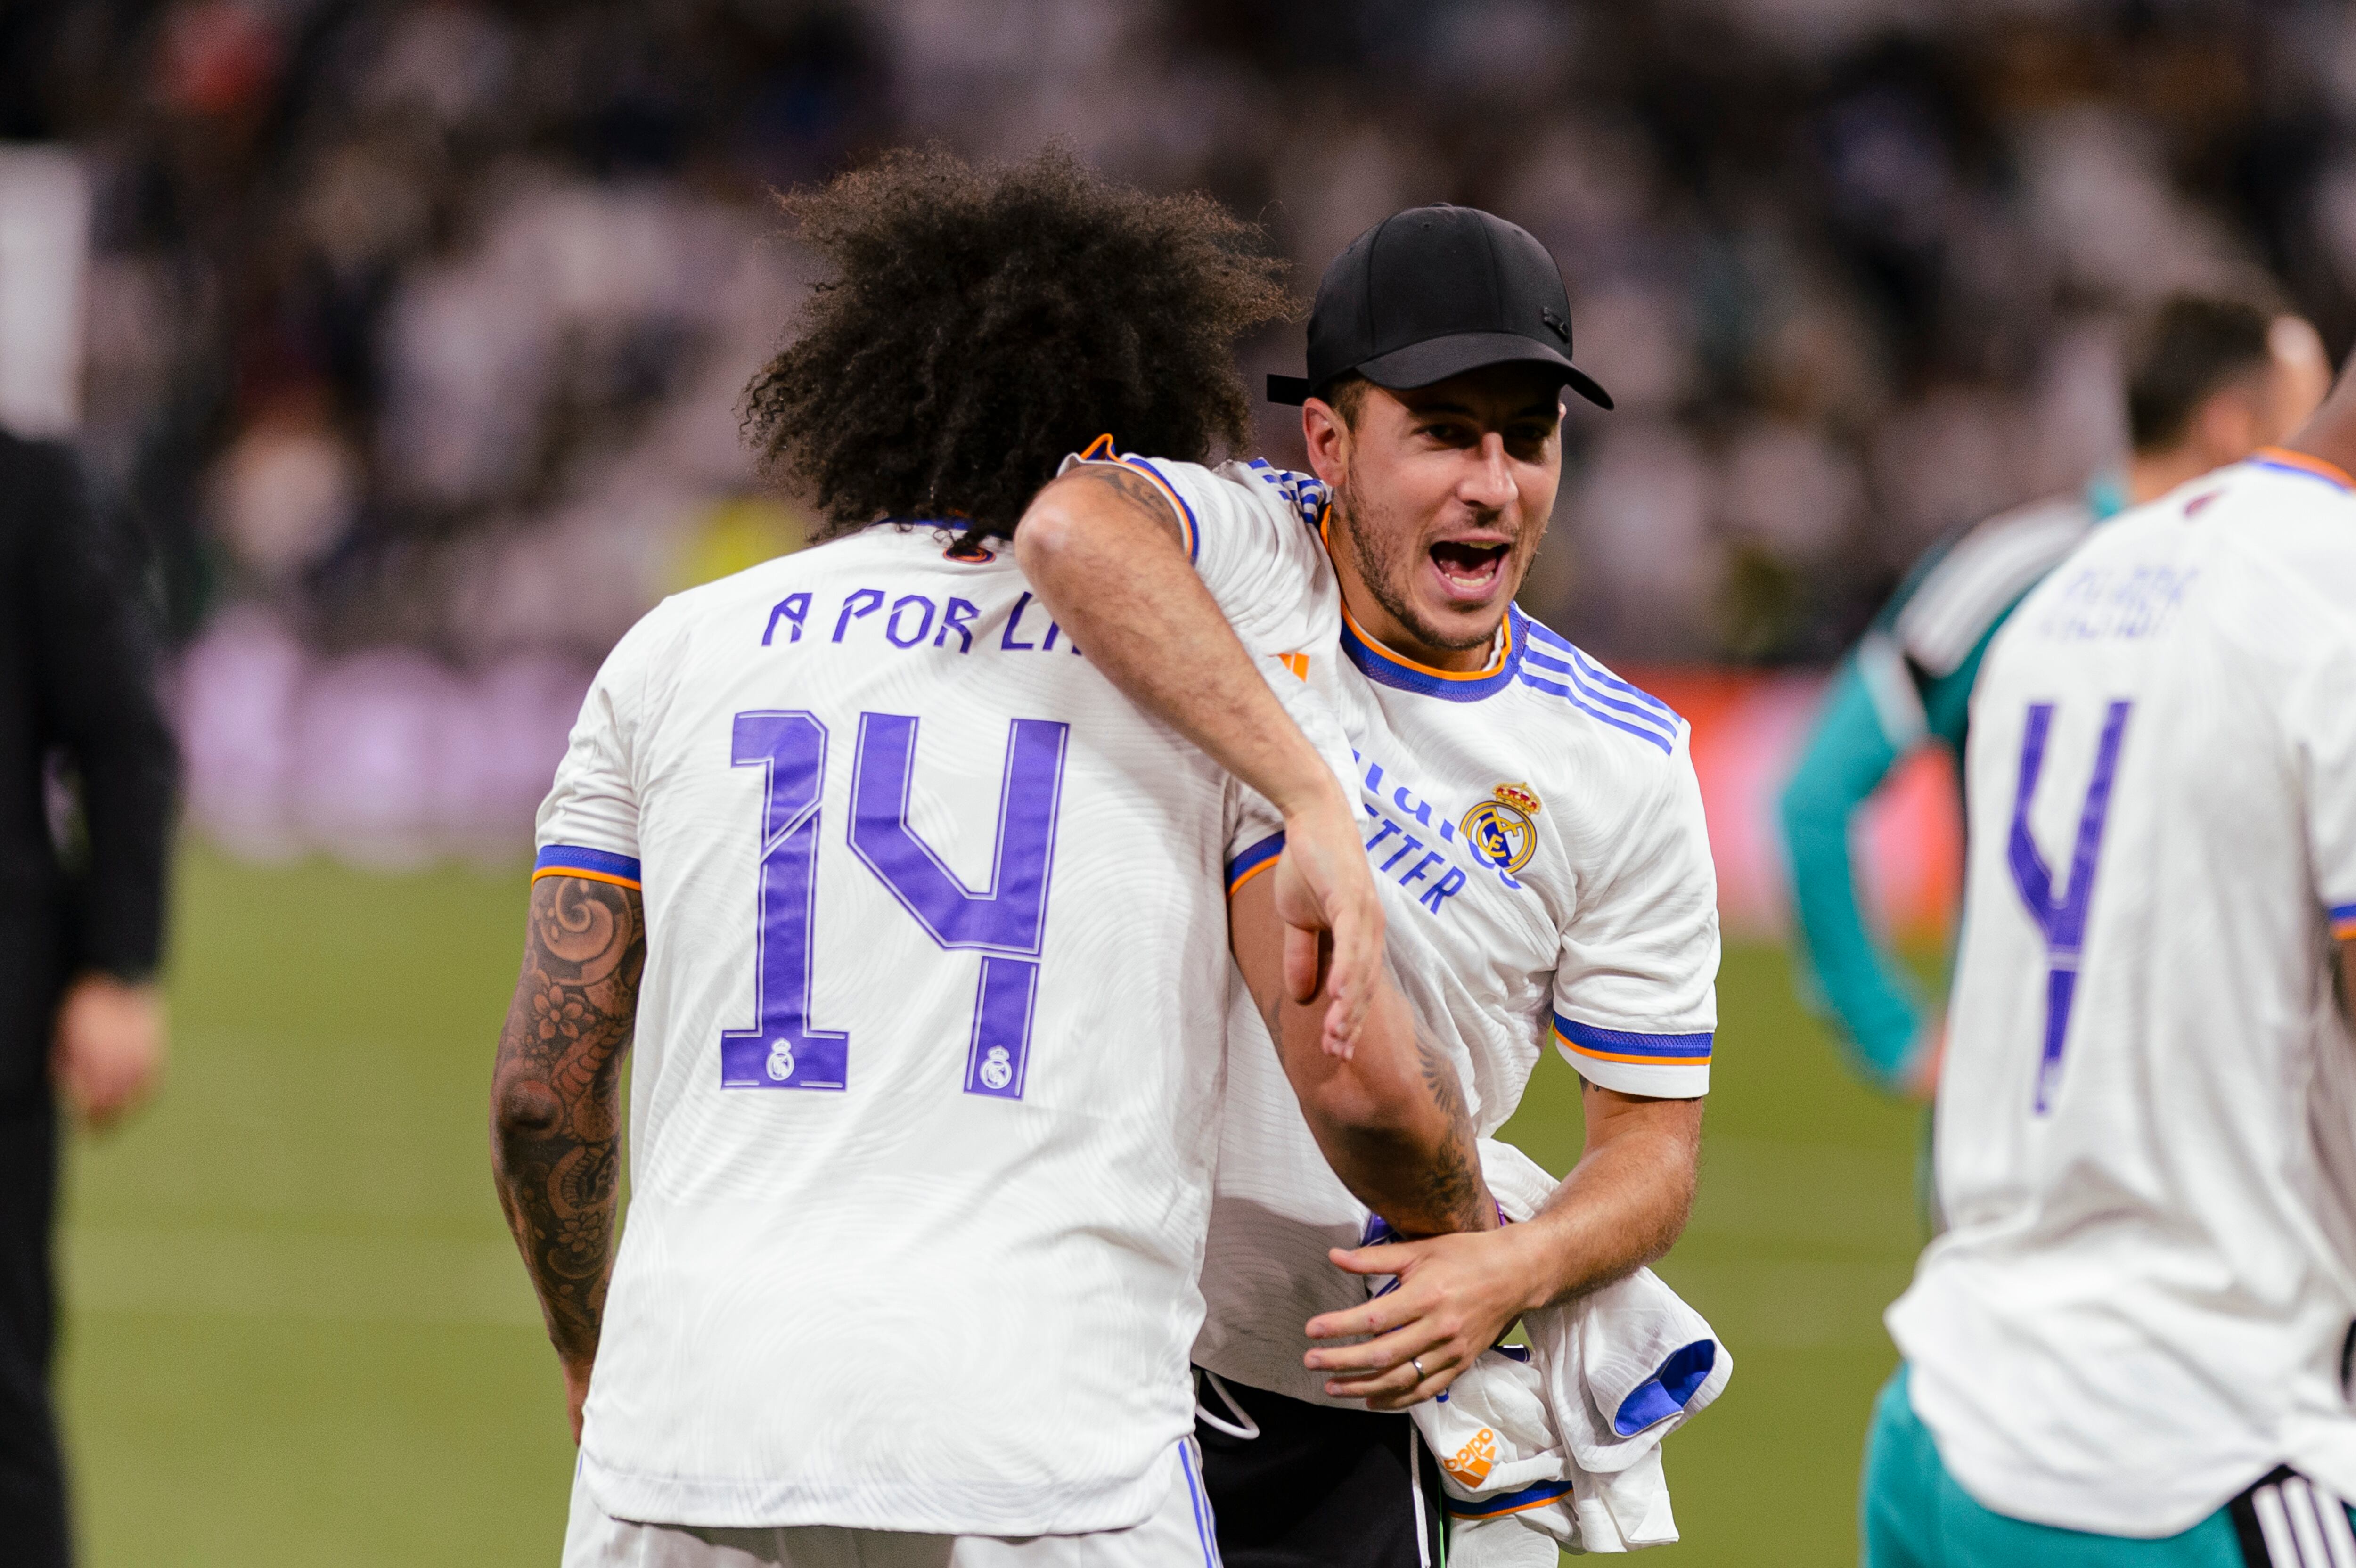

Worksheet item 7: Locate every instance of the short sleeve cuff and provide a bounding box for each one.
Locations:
[1226,832,1284,896]
[533,843,643,889]
[1553,1014,1711,1099]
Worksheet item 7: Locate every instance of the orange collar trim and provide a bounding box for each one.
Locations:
[2255,447,2356,490]
[1319,503,1514,681]
[1337,597,1513,681]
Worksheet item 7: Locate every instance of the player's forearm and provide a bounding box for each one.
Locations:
[1289,980,1497,1238]
[1016,467,1342,819]
[1506,1087,1702,1313]
[490,875,644,1368]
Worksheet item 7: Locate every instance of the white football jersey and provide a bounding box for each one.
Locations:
[1888,450,2356,1535]
[535,499,1331,1535]
[1140,460,1722,1407]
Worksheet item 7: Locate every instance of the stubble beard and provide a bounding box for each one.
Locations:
[1333,473,1516,657]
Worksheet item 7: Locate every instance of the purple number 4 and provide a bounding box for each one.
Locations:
[2005,700,2131,1114]
[722,709,1067,1098]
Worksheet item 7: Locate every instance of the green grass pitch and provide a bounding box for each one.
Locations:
[57,844,1926,1564]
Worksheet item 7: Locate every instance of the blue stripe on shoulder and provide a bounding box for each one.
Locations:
[1515,618,1684,752]
[1523,619,1683,726]
[1516,670,1675,753]
[1522,645,1678,741]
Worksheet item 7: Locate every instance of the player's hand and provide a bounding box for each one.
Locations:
[1302,1228,1535,1411]
[50,973,166,1131]
[1272,788,1384,1057]
[563,1355,595,1445]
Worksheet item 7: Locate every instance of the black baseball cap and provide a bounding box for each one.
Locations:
[1268,204,1612,412]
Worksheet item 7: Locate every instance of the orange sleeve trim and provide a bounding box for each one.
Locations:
[530,866,643,891]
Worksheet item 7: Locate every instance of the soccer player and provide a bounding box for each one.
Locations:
[1867,371,2356,1561]
[1020,204,1718,1567]
[490,151,1493,1568]
[1780,292,2329,1099]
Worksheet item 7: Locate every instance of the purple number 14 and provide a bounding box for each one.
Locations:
[720,710,1068,1099]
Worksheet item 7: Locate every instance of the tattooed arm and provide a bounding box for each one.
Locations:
[1227,869,1495,1241]
[490,874,646,1442]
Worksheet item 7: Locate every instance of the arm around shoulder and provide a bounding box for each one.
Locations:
[1018,464,1386,1052]
[1227,867,1494,1240]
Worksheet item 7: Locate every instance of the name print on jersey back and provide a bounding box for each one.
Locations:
[762,578,1091,658]
[722,538,1087,1098]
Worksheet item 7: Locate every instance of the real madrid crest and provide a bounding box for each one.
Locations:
[1462,783,1541,873]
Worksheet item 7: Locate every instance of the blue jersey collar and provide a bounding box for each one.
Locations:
[2248,447,2356,493]
[1338,601,1525,702]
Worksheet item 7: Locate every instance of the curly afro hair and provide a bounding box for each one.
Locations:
[743,147,1293,542]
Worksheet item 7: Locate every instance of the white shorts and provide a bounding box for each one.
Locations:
[562,1442,1223,1568]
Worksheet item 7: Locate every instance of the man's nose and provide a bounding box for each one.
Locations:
[1461,433,1516,509]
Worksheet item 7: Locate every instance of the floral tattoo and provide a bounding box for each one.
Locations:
[491,875,645,1367]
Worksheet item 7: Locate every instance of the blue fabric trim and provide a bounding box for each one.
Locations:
[1522,645,1680,743]
[1523,620,1684,728]
[1553,1015,1713,1059]
[1445,1478,1576,1519]
[1515,669,1677,752]
[1612,1339,1717,1436]
[1179,1442,1221,1567]
[2333,902,2356,923]
[1337,605,1527,702]
[2251,455,2354,493]
[1121,456,1200,564]
[1242,457,1330,533]
[1225,832,1285,892]
[533,844,642,883]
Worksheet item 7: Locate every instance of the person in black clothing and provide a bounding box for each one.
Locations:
[0,429,175,1564]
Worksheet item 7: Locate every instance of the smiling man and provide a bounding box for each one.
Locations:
[1020,205,1718,1567]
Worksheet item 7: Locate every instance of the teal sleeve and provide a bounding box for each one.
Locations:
[1777,657,1923,1088]
[1918,612,2004,754]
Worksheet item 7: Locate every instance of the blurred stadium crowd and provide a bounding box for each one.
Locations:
[8,0,2356,861]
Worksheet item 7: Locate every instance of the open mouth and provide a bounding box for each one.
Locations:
[1429,540,1511,597]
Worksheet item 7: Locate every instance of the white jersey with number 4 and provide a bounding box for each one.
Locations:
[1889,450,2356,1535]
[534,504,1330,1536]
[1114,456,1721,1408]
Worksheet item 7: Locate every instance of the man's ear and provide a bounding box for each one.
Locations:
[1302,399,1351,489]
